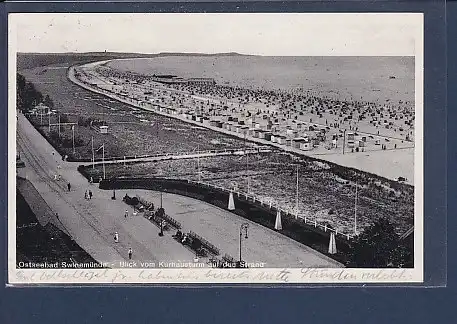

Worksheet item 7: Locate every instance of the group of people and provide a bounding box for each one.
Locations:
[84,189,93,200]
[92,64,415,142]
[174,230,190,244]
[51,150,135,261]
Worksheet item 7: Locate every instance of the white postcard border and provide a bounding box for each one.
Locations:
[8,13,424,285]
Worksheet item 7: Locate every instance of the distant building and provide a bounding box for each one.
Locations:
[33,103,50,115]
[187,78,216,85]
[151,75,215,85]
[100,125,108,134]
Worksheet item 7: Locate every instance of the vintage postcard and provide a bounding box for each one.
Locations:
[8,13,423,285]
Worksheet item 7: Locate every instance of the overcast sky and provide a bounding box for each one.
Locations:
[10,13,422,56]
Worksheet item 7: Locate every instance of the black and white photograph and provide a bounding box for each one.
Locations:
[8,13,423,284]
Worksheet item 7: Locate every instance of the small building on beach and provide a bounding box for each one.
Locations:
[300,140,312,151]
[293,137,309,149]
[274,135,286,145]
[240,126,249,135]
[263,132,272,141]
[346,132,355,148]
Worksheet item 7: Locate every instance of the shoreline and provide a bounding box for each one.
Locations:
[68,61,414,185]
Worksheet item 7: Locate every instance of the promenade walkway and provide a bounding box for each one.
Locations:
[17,113,194,267]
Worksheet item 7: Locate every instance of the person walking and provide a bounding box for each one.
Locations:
[84,190,88,200]
[124,210,128,219]
[88,190,93,200]
[128,247,132,260]
[114,232,119,243]
[67,183,71,192]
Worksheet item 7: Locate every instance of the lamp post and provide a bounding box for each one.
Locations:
[102,143,106,179]
[91,136,94,170]
[239,223,249,264]
[295,164,299,216]
[343,129,346,155]
[197,144,201,183]
[159,219,164,237]
[354,181,358,235]
[72,125,75,154]
[160,190,163,209]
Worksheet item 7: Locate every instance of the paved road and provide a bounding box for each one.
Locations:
[132,190,342,268]
[17,113,194,267]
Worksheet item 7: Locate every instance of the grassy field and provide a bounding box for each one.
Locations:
[83,152,414,236]
[20,65,257,160]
